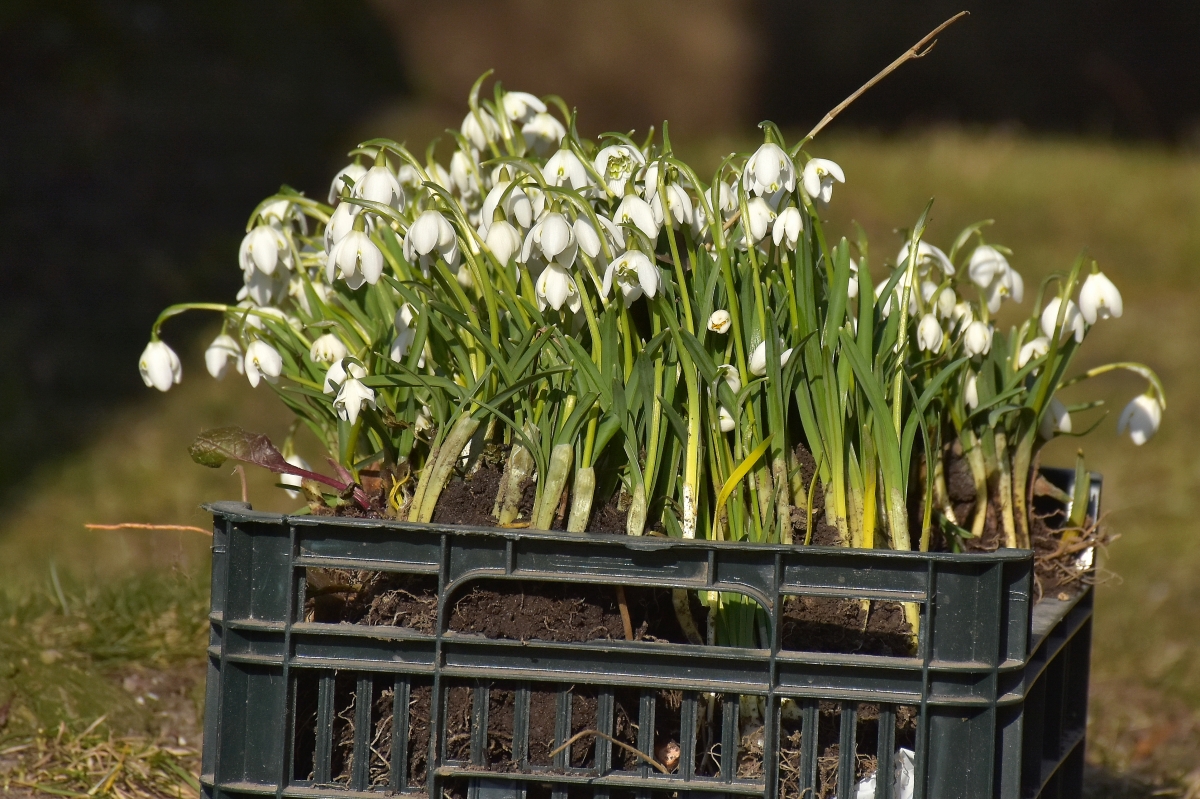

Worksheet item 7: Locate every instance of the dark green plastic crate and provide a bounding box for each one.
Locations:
[200,470,1098,799]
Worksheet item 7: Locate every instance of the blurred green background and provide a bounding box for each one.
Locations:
[3,1,1199,796]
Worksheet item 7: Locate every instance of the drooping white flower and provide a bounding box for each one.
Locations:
[403,209,460,276]
[744,196,775,245]
[708,310,732,334]
[205,333,243,380]
[139,341,182,392]
[772,206,803,250]
[543,149,591,191]
[716,364,742,432]
[613,195,661,242]
[743,142,796,198]
[718,406,736,433]
[801,158,844,204]
[602,250,659,304]
[535,262,582,313]
[1040,297,1085,343]
[245,340,283,388]
[1078,270,1123,324]
[484,219,523,265]
[480,179,537,231]
[749,339,794,376]
[449,150,480,200]
[968,245,1009,288]
[288,276,332,316]
[897,241,955,277]
[964,372,979,409]
[594,144,646,196]
[239,225,292,277]
[309,333,348,364]
[281,453,311,498]
[334,377,376,425]
[461,109,500,151]
[847,258,860,298]
[573,218,602,260]
[521,212,578,268]
[329,162,367,203]
[355,164,404,210]
[327,229,384,287]
[323,358,366,394]
[1118,394,1162,445]
[951,301,974,329]
[501,91,546,123]
[521,112,566,156]
[984,267,1024,313]
[643,162,694,229]
[324,201,366,252]
[390,304,418,362]
[1017,336,1051,368]
[935,285,957,318]
[259,199,307,234]
[962,321,993,357]
[1039,396,1072,440]
[917,313,943,352]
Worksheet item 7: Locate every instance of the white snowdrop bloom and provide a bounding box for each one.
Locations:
[395,163,425,205]
[1118,394,1162,445]
[614,195,661,241]
[288,276,331,316]
[573,218,602,259]
[1017,336,1051,368]
[334,378,376,425]
[962,321,993,358]
[323,358,366,395]
[716,181,739,216]
[449,150,480,200]
[930,285,957,318]
[984,266,1024,314]
[327,229,384,287]
[324,201,364,253]
[521,112,566,156]
[329,162,367,203]
[355,164,404,210]
[744,196,775,245]
[643,162,694,228]
[772,206,803,250]
[205,333,243,380]
[718,364,742,395]
[461,109,500,151]
[967,245,1010,288]
[484,219,523,265]
[543,149,591,191]
[1039,396,1072,440]
[427,161,453,193]
[521,212,578,268]
[139,340,182,392]
[916,313,943,352]
[748,339,794,376]
[602,250,659,304]
[595,213,627,253]
[244,340,283,388]
[502,91,546,122]
[1040,297,1085,343]
[239,225,291,277]
[389,304,418,363]
[743,142,796,197]
[594,144,645,196]
[964,372,979,409]
[847,259,860,299]
[309,333,348,364]
[708,310,732,334]
[1078,270,1123,324]
[480,180,536,231]
[260,199,307,234]
[718,406,736,432]
[897,240,954,277]
[403,209,460,276]
[281,454,310,498]
[801,158,844,204]
[535,262,582,313]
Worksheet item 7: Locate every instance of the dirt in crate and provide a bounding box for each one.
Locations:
[781,595,915,657]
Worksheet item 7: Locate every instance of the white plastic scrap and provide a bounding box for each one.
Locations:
[853,748,915,799]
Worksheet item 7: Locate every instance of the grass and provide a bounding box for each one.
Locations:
[2,128,1199,795]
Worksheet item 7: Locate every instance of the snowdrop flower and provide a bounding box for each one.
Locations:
[644,162,694,229]
[573,218,602,260]
[1040,297,1085,343]
[309,333,348,364]
[935,286,957,318]
[281,453,310,498]
[390,304,418,362]
[403,209,460,276]
[1017,336,1051,368]
[715,181,739,217]
[967,245,1009,288]
[984,267,1024,314]
[594,144,645,196]
[501,91,545,123]
[772,206,803,250]
[521,212,578,268]
[748,339,794,376]
[355,164,404,210]
[139,341,182,392]
[521,112,566,156]
[1118,394,1162,445]
[801,158,844,204]
[449,150,480,200]
[1078,270,1123,324]
[329,162,367,203]
[461,109,500,151]
[239,225,292,277]
[334,378,376,425]
[602,250,659,304]
[614,195,661,241]
[288,276,332,316]
[205,334,243,380]
[744,196,775,246]
[245,340,283,388]
[480,179,536,231]
[951,301,974,330]
[324,201,366,252]
[964,372,979,409]
[543,149,591,191]
[847,258,860,299]
[718,407,736,433]
[962,320,993,357]
[716,364,741,432]
[328,229,384,287]
[484,219,523,265]
[743,142,795,198]
[535,262,582,313]
[1039,396,1072,440]
[323,358,366,394]
[708,310,732,334]
[897,241,954,277]
[916,313,943,352]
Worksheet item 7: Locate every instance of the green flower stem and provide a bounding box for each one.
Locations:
[566,465,595,532]
[497,441,535,525]
[534,443,574,530]
[151,303,230,337]
[414,412,480,523]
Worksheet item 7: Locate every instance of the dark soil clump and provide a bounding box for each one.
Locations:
[306,569,438,631]
[432,460,506,527]
[781,596,915,657]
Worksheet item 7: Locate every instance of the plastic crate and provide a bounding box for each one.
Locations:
[200,471,1099,799]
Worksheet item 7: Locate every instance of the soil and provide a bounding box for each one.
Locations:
[781,596,915,657]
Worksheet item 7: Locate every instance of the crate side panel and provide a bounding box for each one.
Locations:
[924,706,997,799]
[214,662,287,786]
[509,535,714,586]
[224,521,291,623]
[929,562,1001,667]
[298,524,443,569]
[781,551,930,596]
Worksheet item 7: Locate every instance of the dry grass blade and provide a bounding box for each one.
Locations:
[83,524,211,536]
